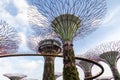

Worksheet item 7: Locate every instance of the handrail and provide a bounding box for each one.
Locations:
[0,53,104,80]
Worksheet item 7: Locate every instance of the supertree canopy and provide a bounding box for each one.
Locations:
[85,41,120,80]
[31,0,107,80]
[3,73,27,80]
[32,0,107,41]
[0,20,20,54]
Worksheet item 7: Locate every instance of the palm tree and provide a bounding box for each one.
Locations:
[38,39,61,80]
[3,73,27,80]
[0,20,20,54]
[85,41,120,80]
[76,53,100,80]
[31,0,107,79]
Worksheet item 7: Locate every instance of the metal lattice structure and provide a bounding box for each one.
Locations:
[30,0,107,80]
[0,20,20,54]
[85,41,120,80]
[31,0,107,41]
[3,73,27,80]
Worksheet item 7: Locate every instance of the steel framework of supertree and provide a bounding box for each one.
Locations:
[85,41,120,80]
[30,0,107,80]
[3,73,27,80]
[76,53,101,80]
[0,20,20,54]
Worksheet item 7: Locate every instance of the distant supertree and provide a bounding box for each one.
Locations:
[55,72,62,80]
[0,20,20,54]
[3,73,27,80]
[21,78,38,80]
[31,0,107,80]
[38,39,61,80]
[76,53,100,80]
[85,41,120,80]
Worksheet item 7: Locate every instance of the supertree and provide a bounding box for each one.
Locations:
[27,33,61,80]
[21,78,38,80]
[76,53,100,80]
[30,0,107,80]
[55,72,62,80]
[38,39,61,80]
[76,52,100,80]
[85,41,120,80]
[3,73,27,80]
[0,20,20,54]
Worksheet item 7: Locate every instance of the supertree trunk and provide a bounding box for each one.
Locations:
[109,65,120,79]
[43,57,55,80]
[84,71,92,80]
[63,41,79,80]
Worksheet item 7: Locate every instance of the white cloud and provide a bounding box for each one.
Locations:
[27,6,49,27]
[102,6,120,26]
[0,57,44,80]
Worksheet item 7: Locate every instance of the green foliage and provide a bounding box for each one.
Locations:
[63,47,79,80]
[43,57,55,80]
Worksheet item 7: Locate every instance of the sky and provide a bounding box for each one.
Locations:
[0,0,120,80]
